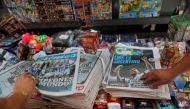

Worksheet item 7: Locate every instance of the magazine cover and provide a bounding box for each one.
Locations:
[107,46,161,91]
[0,61,32,98]
[30,52,80,96]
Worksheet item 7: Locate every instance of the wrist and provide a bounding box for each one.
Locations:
[14,90,30,99]
[167,68,179,79]
[6,91,29,109]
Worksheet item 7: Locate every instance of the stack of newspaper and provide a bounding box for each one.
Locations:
[103,44,171,100]
[30,47,111,109]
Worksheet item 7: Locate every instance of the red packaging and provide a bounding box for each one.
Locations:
[80,32,99,54]
[94,89,109,109]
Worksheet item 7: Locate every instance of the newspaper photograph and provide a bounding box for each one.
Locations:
[107,46,161,91]
[64,47,101,84]
[30,52,80,96]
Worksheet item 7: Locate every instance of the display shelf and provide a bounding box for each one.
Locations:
[136,32,169,38]
[25,21,79,29]
[93,17,170,26]
[25,17,170,30]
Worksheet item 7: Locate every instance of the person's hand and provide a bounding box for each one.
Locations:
[140,69,175,89]
[14,73,38,98]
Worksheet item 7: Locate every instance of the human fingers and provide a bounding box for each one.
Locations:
[143,74,158,85]
[140,73,151,80]
[32,87,38,94]
[20,72,32,78]
[140,72,154,82]
[34,78,39,84]
[149,81,161,89]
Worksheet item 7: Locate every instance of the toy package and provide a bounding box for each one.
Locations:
[33,0,74,23]
[91,0,112,20]
[119,0,162,18]
[94,89,109,109]
[72,0,93,28]
[183,82,190,93]
[160,42,186,68]
[52,30,84,48]
[174,93,189,108]
[174,73,190,92]
[169,14,190,41]
[4,0,75,23]
[4,0,39,23]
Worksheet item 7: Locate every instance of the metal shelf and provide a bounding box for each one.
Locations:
[25,21,79,29]
[93,17,170,26]
[25,16,170,30]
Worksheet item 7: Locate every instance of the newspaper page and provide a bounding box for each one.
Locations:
[0,49,19,72]
[30,52,80,96]
[0,61,33,98]
[64,47,110,93]
[77,51,101,84]
[107,45,162,92]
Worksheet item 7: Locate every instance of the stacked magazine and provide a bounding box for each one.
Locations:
[103,44,170,100]
[30,48,111,109]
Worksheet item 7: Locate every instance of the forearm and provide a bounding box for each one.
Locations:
[169,52,190,77]
[0,92,28,109]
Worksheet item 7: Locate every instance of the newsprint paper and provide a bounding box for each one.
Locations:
[0,61,33,98]
[104,44,170,99]
[30,52,80,96]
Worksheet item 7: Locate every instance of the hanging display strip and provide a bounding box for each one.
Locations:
[72,0,93,28]
[33,0,75,23]
[91,0,112,20]
[3,0,113,24]
[3,0,39,23]
[3,0,75,23]
[119,0,162,18]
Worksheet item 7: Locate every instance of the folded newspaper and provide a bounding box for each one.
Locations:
[30,51,81,96]
[103,44,170,100]
[0,61,33,98]
[43,48,111,109]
